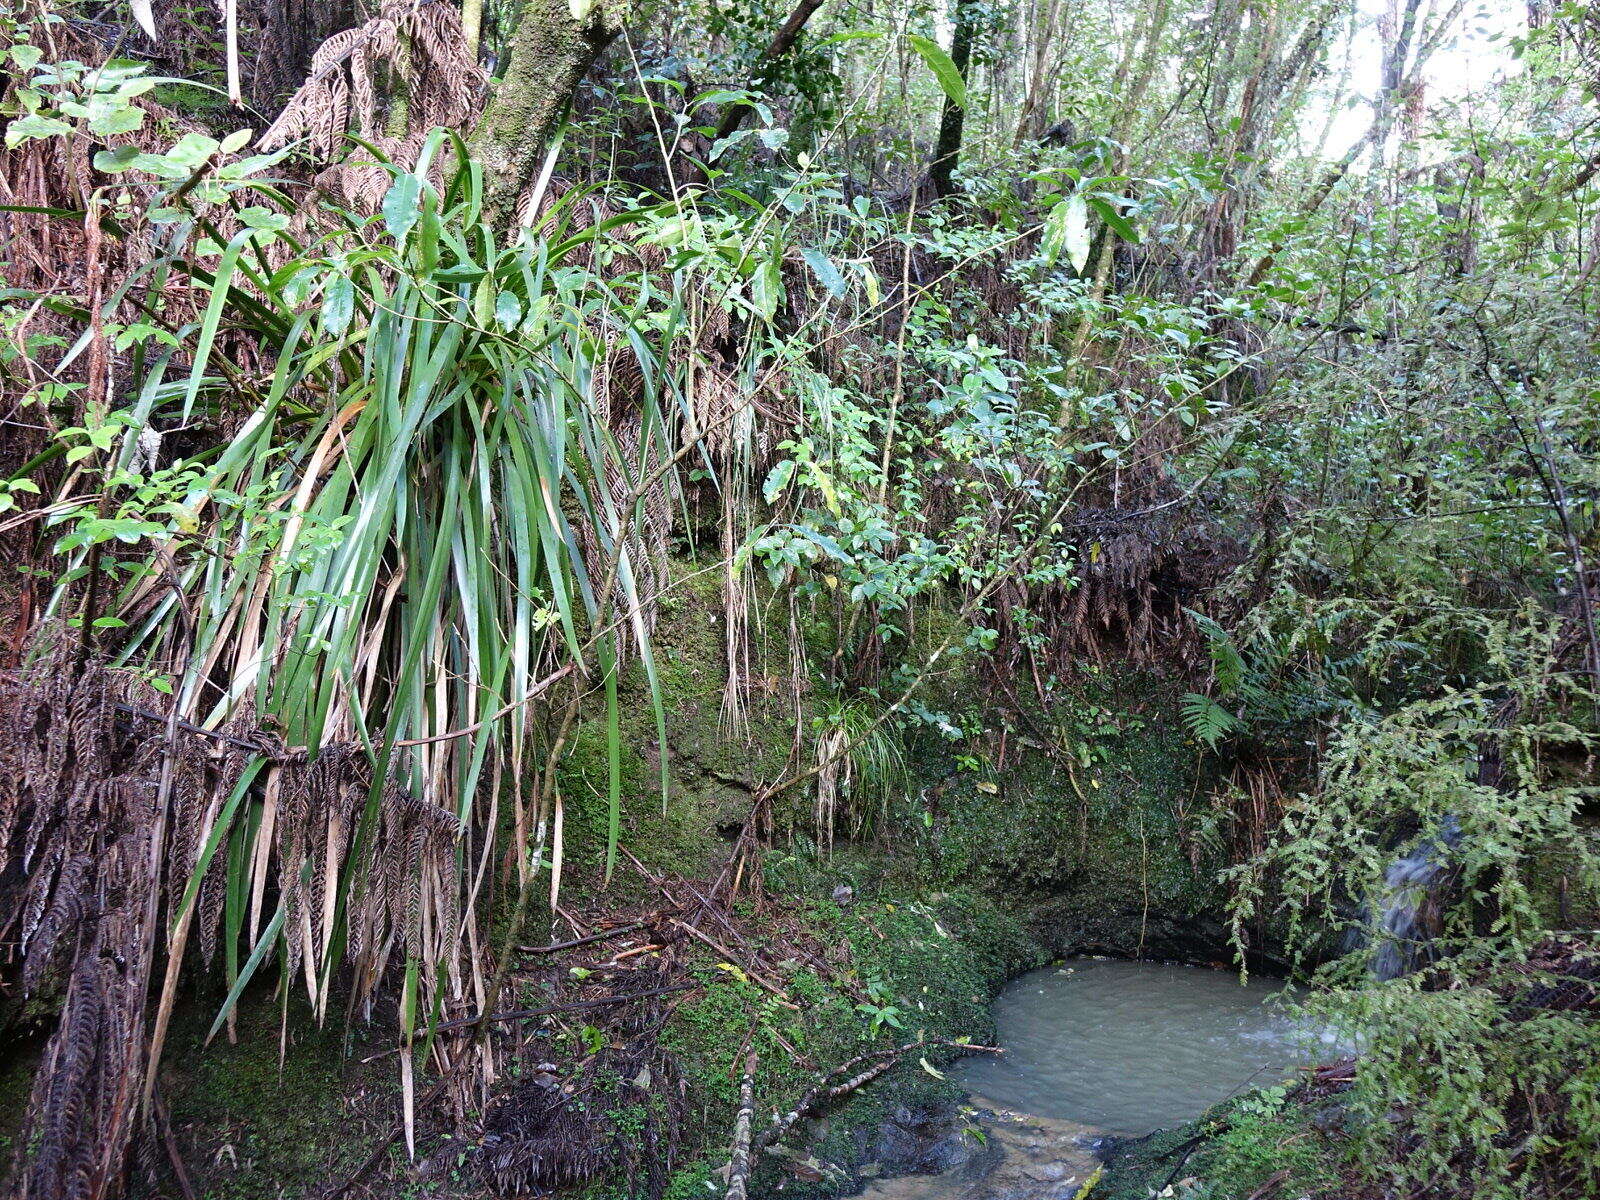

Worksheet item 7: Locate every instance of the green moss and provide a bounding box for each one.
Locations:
[0,1036,42,1165]
[1190,1088,1341,1199]
[148,82,235,119]
[1096,1121,1209,1200]
[1525,824,1600,930]
[557,563,801,905]
[655,883,1044,1197]
[544,583,1227,1195]
[831,667,1226,961]
[1097,1087,1344,1200]
[158,989,398,1200]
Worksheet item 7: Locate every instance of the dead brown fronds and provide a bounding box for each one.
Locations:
[258,0,485,207]
[0,633,466,1198]
[473,1040,683,1196]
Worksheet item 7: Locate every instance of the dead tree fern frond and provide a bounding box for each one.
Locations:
[259,0,485,207]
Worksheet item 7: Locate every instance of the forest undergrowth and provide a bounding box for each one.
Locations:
[2,1,1599,1198]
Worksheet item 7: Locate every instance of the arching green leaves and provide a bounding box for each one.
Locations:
[1085,194,1138,244]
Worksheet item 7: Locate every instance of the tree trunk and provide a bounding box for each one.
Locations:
[471,0,626,223]
[461,0,484,59]
[929,0,978,198]
[711,0,829,144]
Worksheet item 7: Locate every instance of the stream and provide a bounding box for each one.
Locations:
[849,959,1321,1200]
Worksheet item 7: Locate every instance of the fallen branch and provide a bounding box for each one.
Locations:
[726,1052,759,1200]
[154,1091,198,1200]
[671,918,799,1009]
[518,919,648,955]
[754,1038,1001,1155]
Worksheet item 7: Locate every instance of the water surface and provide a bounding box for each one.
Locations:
[953,959,1314,1137]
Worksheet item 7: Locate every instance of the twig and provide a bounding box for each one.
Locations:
[608,944,662,963]
[671,918,798,1008]
[518,919,647,955]
[1246,1168,1291,1199]
[154,1092,198,1200]
[393,664,575,746]
[1158,1128,1214,1191]
[113,702,273,752]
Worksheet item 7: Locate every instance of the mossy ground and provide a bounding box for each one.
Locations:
[565,578,1210,1195]
[152,987,402,1200]
[1096,1089,1343,1200]
[1097,1122,1210,1200]
[2,565,1245,1200]
[651,883,1044,1196]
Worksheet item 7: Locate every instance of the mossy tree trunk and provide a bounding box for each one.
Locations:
[929,0,978,198]
[471,0,625,223]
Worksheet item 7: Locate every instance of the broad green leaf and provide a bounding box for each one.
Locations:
[383,173,424,241]
[908,34,967,109]
[94,145,149,173]
[321,274,356,335]
[167,132,220,167]
[751,248,784,320]
[88,105,145,137]
[1043,194,1091,273]
[5,113,72,147]
[1086,194,1139,244]
[801,248,847,298]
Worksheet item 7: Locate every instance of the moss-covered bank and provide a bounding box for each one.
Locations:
[0,563,1251,1200]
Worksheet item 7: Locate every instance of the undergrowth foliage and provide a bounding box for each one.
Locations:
[3,1,1600,1198]
[3,105,765,1188]
[1220,597,1600,1196]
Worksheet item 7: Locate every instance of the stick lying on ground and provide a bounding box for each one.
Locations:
[754,1037,1003,1156]
[726,1052,759,1200]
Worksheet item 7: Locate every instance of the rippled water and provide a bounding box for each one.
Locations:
[952,959,1317,1137]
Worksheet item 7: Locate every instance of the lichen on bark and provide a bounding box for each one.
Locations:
[471,0,626,222]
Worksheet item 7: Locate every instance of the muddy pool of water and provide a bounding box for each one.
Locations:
[952,958,1319,1137]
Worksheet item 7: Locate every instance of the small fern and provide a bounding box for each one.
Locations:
[1188,609,1246,693]
[1181,692,1241,750]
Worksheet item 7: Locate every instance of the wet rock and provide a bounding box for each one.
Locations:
[872,1100,984,1175]
[1309,1100,1349,1134]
